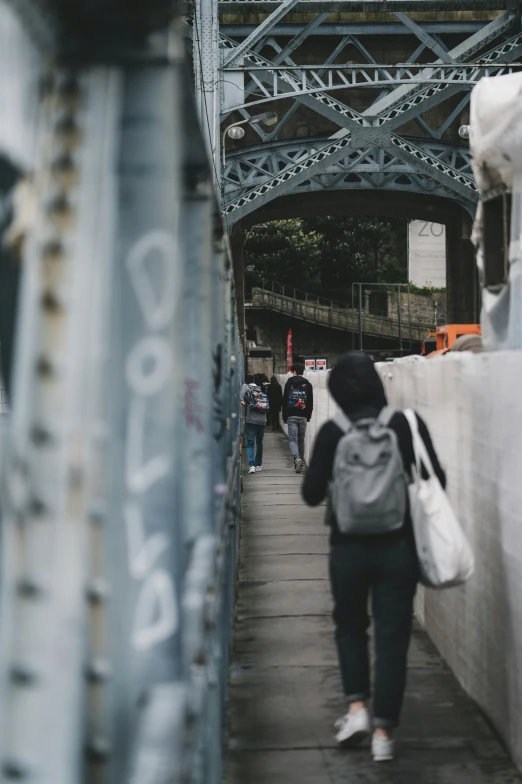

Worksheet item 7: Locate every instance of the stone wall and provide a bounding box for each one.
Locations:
[384,290,448,327]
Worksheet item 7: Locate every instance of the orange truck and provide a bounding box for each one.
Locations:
[421,324,481,356]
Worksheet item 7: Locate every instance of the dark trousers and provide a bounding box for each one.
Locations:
[329,535,419,728]
[270,409,280,430]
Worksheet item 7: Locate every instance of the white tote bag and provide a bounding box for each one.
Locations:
[404,409,474,589]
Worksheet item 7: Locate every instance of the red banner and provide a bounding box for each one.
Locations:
[286,329,293,372]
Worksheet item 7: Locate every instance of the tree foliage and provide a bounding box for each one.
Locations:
[245,215,408,300]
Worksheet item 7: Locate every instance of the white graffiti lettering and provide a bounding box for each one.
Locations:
[126,230,177,331]
[124,228,179,653]
[132,569,178,651]
[126,336,172,397]
[125,503,169,580]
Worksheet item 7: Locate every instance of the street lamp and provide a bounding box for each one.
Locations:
[222,112,278,166]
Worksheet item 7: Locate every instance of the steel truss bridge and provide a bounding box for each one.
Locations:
[190,0,522,225]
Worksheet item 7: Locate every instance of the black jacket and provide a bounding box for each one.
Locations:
[267,381,283,413]
[283,375,314,422]
[302,352,446,544]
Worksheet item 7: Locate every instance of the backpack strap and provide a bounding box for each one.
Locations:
[377,406,395,427]
[333,411,353,433]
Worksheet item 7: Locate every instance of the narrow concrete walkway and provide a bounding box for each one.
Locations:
[225,430,521,784]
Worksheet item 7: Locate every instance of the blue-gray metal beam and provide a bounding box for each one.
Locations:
[220,22,487,37]
[365,11,516,119]
[223,133,477,223]
[217,0,517,9]
[0,67,122,784]
[224,136,473,183]
[222,64,520,114]
[371,31,522,128]
[434,93,471,139]
[220,34,365,133]
[261,35,352,138]
[107,63,186,782]
[274,12,330,63]
[223,12,330,116]
[390,136,478,202]
[223,136,355,220]
[194,0,220,185]
[393,12,456,63]
[223,0,300,66]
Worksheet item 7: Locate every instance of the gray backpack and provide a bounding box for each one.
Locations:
[330,407,407,535]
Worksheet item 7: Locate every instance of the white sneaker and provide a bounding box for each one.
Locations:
[255,466,262,472]
[334,708,371,748]
[372,734,395,762]
[295,458,303,474]
[248,466,256,474]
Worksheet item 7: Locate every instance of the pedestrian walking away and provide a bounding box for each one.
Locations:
[302,351,445,762]
[254,373,270,391]
[282,363,313,473]
[266,375,283,431]
[240,374,268,474]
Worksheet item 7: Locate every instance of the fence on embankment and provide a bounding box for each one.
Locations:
[252,284,433,346]
[278,353,522,773]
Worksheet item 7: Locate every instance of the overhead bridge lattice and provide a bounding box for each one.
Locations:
[190,1,522,224]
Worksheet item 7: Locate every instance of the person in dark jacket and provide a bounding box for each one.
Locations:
[302,351,445,763]
[254,373,270,389]
[282,363,314,473]
[240,374,267,473]
[267,376,283,431]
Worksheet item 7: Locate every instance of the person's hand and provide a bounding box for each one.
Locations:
[240,401,245,407]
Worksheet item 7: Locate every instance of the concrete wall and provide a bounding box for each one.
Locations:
[248,309,410,373]
[376,352,522,772]
[280,353,522,772]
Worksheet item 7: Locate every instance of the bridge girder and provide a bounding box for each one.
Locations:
[190,3,522,224]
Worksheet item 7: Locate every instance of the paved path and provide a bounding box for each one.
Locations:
[225,430,521,784]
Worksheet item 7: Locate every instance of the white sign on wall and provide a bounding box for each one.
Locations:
[408,221,446,288]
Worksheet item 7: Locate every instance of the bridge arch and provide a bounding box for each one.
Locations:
[233,189,476,326]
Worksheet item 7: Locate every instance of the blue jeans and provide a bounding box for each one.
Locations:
[246,423,264,467]
[287,416,307,461]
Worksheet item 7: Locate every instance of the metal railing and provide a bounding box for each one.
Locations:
[249,284,433,344]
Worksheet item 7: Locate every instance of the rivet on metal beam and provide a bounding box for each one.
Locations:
[57,76,81,99]
[41,291,64,313]
[51,153,76,175]
[54,116,80,140]
[29,497,49,517]
[86,659,112,683]
[30,424,54,446]
[47,194,71,218]
[2,758,31,779]
[18,579,46,599]
[11,665,40,687]
[86,578,110,604]
[88,502,107,525]
[85,737,111,762]
[35,356,57,379]
[42,239,64,259]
